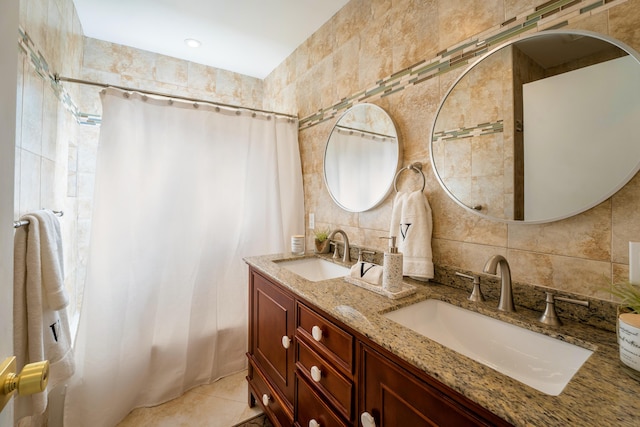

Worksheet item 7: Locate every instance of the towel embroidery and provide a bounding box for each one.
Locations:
[50,319,61,342]
[400,223,412,240]
[360,262,375,277]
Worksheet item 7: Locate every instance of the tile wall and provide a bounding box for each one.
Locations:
[263,0,640,301]
[16,0,85,321]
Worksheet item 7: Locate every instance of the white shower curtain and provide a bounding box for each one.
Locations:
[63,88,304,426]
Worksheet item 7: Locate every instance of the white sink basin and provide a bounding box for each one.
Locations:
[383,299,593,395]
[277,257,350,282]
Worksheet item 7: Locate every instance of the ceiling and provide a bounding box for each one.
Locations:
[73,0,350,79]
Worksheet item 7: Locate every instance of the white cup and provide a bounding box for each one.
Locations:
[291,235,305,255]
[619,313,640,372]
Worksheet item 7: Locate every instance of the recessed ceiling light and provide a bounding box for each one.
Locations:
[184,38,201,48]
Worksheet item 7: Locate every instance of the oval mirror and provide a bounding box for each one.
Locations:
[324,103,402,212]
[430,30,640,223]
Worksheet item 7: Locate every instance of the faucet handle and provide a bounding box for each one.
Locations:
[539,292,590,326]
[357,249,376,263]
[330,241,340,259]
[455,272,485,302]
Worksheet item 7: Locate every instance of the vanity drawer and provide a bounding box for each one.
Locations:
[296,373,349,427]
[296,337,353,421]
[248,358,293,427]
[296,302,354,373]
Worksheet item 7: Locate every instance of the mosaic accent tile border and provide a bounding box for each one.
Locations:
[299,0,625,130]
[18,27,101,126]
[432,120,504,143]
[17,0,623,129]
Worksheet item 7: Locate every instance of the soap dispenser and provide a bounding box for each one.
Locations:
[380,236,403,293]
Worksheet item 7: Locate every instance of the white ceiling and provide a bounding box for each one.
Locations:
[73,0,349,79]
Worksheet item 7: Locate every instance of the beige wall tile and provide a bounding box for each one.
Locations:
[18,149,41,214]
[508,202,612,261]
[437,0,504,51]
[508,249,611,299]
[390,0,439,71]
[21,65,44,155]
[609,0,640,48]
[612,173,640,264]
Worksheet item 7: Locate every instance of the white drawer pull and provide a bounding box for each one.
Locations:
[310,365,322,382]
[361,412,376,427]
[309,419,320,427]
[262,393,270,406]
[311,325,323,341]
[281,335,291,349]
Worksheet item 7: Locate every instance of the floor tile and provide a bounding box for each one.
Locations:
[117,370,262,426]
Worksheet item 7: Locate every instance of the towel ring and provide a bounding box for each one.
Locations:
[393,162,426,192]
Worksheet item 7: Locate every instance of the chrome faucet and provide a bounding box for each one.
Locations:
[328,229,350,263]
[483,255,515,312]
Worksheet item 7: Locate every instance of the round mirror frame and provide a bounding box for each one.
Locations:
[429,29,640,224]
[324,103,402,212]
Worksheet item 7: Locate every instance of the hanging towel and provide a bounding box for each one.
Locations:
[349,262,384,285]
[14,210,75,421]
[389,190,434,280]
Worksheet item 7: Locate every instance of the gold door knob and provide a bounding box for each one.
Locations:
[1,357,49,412]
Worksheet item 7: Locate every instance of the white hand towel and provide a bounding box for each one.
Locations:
[14,210,75,422]
[349,262,384,285]
[390,190,434,280]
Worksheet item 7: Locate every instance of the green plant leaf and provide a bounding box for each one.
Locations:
[605,277,640,314]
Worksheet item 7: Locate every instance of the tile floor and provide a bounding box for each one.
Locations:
[116,370,264,427]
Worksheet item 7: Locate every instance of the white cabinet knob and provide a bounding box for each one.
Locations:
[262,393,270,406]
[310,365,322,382]
[311,325,323,341]
[309,420,320,427]
[281,335,291,349]
[361,412,376,427]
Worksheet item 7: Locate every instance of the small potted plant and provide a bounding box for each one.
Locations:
[314,228,331,254]
[610,279,640,380]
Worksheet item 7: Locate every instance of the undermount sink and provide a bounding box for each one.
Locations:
[383,299,593,395]
[277,257,350,282]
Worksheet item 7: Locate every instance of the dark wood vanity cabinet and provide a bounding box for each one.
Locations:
[247,266,511,427]
[247,270,295,426]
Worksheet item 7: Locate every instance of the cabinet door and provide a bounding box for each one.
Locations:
[251,271,295,404]
[360,344,505,427]
[248,358,293,427]
[296,373,350,427]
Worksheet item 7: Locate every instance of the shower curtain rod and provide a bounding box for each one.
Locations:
[13,210,64,228]
[54,75,298,120]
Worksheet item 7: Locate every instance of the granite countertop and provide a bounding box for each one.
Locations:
[245,253,640,427]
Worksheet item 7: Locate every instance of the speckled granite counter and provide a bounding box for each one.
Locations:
[245,253,640,427]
